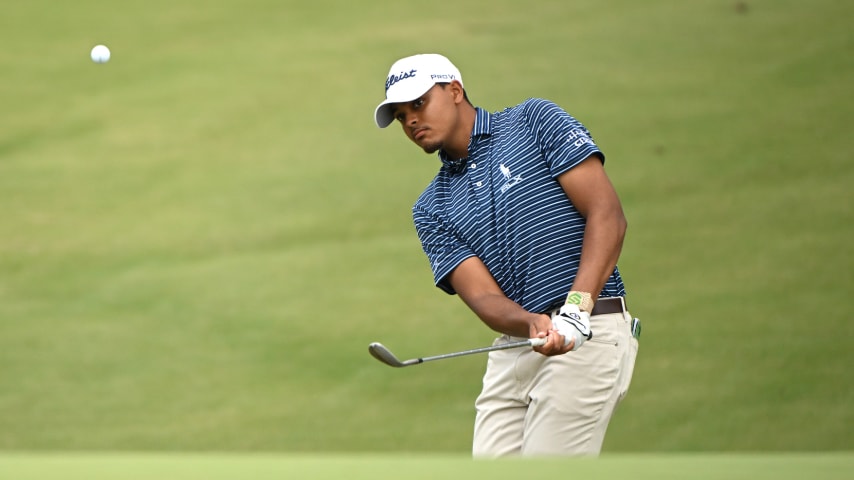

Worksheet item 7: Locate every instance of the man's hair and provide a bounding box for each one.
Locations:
[438,82,472,105]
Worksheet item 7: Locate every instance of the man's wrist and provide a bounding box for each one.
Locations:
[565,290,594,314]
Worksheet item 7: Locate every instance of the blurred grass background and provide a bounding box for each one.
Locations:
[0,0,851,453]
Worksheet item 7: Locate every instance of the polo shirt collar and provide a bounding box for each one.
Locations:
[439,107,492,172]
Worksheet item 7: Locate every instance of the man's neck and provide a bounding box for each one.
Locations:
[443,104,478,160]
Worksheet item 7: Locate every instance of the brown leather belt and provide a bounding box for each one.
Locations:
[541,296,638,339]
[542,296,626,316]
[591,297,626,316]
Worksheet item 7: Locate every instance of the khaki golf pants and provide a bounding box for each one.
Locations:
[472,308,638,457]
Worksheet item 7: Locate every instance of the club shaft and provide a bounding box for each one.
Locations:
[418,339,540,363]
[369,338,547,368]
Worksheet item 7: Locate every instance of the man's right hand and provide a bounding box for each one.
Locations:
[530,313,575,356]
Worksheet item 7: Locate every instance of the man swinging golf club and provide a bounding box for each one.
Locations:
[373,53,640,457]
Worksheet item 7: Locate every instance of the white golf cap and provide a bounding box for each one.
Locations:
[374,53,464,128]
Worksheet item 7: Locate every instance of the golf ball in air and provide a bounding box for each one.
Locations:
[91,45,110,63]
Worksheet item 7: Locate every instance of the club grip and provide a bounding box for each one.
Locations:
[529,337,547,347]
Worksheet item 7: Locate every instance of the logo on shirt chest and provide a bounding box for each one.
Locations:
[499,164,524,193]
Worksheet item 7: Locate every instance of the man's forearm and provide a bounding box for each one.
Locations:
[463,292,545,338]
[570,208,627,301]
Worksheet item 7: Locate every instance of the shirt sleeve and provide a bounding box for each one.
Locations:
[523,98,604,177]
[412,203,475,295]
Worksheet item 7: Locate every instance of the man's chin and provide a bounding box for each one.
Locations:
[420,141,441,154]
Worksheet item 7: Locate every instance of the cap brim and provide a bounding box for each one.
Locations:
[374,101,397,129]
[373,81,437,128]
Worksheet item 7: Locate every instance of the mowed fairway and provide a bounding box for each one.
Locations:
[0,0,851,471]
[0,453,852,480]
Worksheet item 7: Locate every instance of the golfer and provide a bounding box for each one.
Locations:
[373,53,639,457]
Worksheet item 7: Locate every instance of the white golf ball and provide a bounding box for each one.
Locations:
[91,45,111,64]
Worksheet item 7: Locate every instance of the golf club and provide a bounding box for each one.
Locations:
[368,337,547,368]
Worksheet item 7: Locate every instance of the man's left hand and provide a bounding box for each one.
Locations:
[552,304,593,351]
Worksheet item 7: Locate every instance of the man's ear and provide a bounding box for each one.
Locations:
[449,80,466,104]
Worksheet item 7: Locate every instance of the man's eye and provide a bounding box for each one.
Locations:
[395,113,405,122]
[413,98,424,108]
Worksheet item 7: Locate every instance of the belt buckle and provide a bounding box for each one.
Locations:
[631,317,641,340]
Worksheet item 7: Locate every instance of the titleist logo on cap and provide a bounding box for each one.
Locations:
[386,69,417,91]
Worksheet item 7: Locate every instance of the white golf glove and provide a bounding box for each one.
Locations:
[552,303,593,350]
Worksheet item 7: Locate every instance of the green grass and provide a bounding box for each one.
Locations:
[1,0,852,455]
[1,453,852,480]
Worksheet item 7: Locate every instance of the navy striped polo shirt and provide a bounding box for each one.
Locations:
[412,98,625,313]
